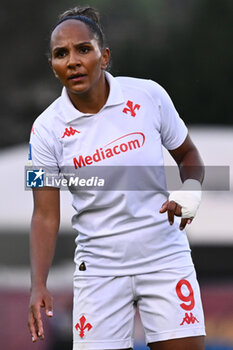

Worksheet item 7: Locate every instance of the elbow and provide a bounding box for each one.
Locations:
[31,211,60,233]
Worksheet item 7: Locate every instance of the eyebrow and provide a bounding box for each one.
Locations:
[53,41,92,52]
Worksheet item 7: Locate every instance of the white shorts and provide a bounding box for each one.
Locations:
[73,265,205,350]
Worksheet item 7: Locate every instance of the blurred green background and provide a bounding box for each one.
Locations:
[0,0,232,149]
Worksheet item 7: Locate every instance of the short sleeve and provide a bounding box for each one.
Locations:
[148,80,188,150]
[28,121,61,188]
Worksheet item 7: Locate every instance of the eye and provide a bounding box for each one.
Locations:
[54,49,67,58]
[79,46,91,54]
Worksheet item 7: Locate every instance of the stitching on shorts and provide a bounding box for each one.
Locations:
[146,326,206,338]
[130,275,137,300]
[73,337,133,344]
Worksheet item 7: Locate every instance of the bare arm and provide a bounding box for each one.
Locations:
[168,134,204,184]
[28,187,60,343]
[160,134,204,230]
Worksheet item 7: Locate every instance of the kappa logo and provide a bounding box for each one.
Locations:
[75,315,92,338]
[123,100,141,117]
[62,127,80,138]
[180,312,199,326]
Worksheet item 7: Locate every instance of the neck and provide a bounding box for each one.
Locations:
[67,73,109,114]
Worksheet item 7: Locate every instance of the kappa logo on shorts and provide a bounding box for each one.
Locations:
[180,312,199,326]
[75,316,93,338]
[62,127,80,138]
[123,100,141,117]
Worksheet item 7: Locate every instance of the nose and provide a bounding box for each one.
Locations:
[67,50,81,69]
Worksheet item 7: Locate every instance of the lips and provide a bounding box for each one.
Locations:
[68,73,87,80]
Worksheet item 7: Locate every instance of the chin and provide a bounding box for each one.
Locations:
[68,85,90,95]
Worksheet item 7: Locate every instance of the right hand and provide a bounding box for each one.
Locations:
[159,200,192,230]
[28,286,53,342]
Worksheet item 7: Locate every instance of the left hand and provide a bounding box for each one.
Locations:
[160,200,193,230]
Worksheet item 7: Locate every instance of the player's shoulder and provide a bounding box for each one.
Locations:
[116,76,168,102]
[32,96,62,132]
[116,75,155,90]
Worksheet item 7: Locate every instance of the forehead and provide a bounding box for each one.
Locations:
[51,20,94,47]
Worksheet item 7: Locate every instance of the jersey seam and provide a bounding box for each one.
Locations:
[73,263,194,277]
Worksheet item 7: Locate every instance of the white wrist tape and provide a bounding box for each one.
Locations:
[168,179,202,218]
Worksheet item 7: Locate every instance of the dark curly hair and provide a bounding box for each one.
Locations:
[53,6,106,49]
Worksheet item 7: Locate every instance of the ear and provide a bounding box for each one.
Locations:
[48,57,59,78]
[101,48,110,70]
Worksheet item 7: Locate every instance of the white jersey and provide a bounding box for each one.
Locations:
[29,72,193,276]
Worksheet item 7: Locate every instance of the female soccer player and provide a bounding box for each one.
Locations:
[28,6,205,350]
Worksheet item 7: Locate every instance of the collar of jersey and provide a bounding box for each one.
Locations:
[60,72,125,123]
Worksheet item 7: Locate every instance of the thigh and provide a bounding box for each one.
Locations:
[148,336,205,350]
[73,275,136,350]
[136,266,206,345]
